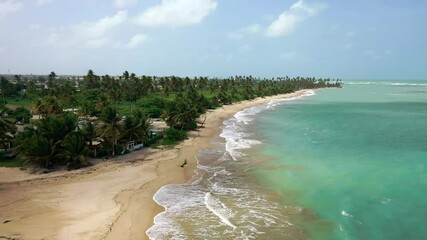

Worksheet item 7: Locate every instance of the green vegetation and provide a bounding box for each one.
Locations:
[161,128,188,146]
[0,154,24,168]
[0,70,342,170]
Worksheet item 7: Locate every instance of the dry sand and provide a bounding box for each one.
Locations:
[0,90,307,240]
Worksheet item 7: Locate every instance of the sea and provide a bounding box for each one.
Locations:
[147,80,427,240]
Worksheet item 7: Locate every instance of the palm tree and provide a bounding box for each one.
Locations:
[32,96,62,117]
[95,93,111,113]
[96,107,122,156]
[18,134,58,168]
[122,110,151,144]
[36,112,78,143]
[122,71,130,81]
[163,96,198,130]
[15,112,81,169]
[83,69,99,89]
[59,133,89,169]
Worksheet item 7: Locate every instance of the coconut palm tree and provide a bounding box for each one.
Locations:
[163,96,198,130]
[121,110,151,144]
[18,134,58,168]
[59,133,89,169]
[95,93,111,113]
[96,107,122,156]
[83,69,99,90]
[36,112,78,143]
[32,96,63,117]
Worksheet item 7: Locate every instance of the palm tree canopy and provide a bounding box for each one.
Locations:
[96,106,122,140]
[122,110,151,142]
[59,133,89,167]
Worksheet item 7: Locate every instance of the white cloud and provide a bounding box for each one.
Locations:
[266,0,326,37]
[37,0,54,5]
[134,0,217,28]
[126,34,147,48]
[229,24,262,40]
[115,0,137,8]
[46,11,128,49]
[0,0,23,19]
[115,34,148,49]
[72,11,127,40]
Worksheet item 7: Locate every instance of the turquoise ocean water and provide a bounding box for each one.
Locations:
[147,81,427,240]
[254,81,427,239]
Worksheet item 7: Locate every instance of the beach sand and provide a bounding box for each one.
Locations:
[0,90,306,240]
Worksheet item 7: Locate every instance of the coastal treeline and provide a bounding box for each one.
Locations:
[0,71,342,170]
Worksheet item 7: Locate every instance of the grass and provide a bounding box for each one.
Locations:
[155,139,180,147]
[115,101,139,116]
[0,155,24,168]
[5,97,32,110]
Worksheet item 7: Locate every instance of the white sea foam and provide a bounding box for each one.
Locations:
[221,90,315,161]
[375,197,392,205]
[147,211,186,240]
[267,90,316,110]
[204,192,237,229]
[220,116,262,161]
[214,169,232,177]
[212,182,245,195]
[341,210,353,217]
[147,185,196,240]
[345,81,427,86]
[390,82,427,86]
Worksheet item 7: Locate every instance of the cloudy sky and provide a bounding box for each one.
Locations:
[0,0,426,80]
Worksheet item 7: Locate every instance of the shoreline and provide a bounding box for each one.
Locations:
[0,90,308,240]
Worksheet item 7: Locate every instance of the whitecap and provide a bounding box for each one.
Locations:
[204,192,237,229]
[345,81,427,87]
[341,210,353,217]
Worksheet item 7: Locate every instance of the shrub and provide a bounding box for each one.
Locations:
[14,107,31,123]
[137,97,166,118]
[163,128,187,145]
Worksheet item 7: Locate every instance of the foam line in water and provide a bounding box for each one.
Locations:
[204,192,237,229]
[345,81,427,86]
[221,90,316,162]
[267,90,316,109]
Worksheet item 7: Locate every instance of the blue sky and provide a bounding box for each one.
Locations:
[0,0,426,80]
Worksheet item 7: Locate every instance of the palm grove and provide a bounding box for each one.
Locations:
[0,71,342,170]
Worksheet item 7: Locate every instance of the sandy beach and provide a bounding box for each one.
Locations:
[0,90,307,240]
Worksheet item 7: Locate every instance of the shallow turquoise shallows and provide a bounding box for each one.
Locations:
[254,81,427,240]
